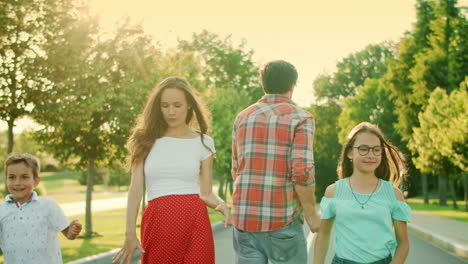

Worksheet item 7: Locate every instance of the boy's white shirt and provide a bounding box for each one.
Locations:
[0,191,69,264]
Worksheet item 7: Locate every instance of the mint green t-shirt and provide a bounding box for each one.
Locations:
[320,179,411,263]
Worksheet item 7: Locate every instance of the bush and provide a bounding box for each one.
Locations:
[108,165,131,191]
[35,182,47,196]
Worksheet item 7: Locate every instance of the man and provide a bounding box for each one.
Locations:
[231,60,320,264]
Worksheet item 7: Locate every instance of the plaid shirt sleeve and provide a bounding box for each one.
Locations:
[289,117,315,186]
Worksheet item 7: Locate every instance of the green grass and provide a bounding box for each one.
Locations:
[0,207,225,264]
[407,198,468,223]
[1,170,128,203]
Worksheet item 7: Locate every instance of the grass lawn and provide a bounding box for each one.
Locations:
[0,207,226,264]
[407,198,468,223]
[0,170,128,203]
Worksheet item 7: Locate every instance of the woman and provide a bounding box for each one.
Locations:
[314,122,410,264]
[113,76,231,264]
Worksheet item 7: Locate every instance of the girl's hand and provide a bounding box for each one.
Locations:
[112,235,145,264]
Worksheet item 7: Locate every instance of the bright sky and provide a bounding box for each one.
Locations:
[4,0,455,133]
[88,0,419,106]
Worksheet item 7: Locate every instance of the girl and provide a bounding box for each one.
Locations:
[112,76,231,264]
[314,122,410,264]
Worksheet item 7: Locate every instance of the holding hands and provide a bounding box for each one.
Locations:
[215,202,233,227]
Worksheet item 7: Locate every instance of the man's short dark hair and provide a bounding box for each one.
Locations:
[260,60,298,94]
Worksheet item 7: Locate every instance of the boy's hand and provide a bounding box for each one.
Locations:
[66,219,82,240]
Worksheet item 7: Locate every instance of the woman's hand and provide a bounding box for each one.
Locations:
[112,235,145,264]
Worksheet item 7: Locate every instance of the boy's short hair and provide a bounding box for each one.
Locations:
[260,60,298,94]
[4,152,40,179]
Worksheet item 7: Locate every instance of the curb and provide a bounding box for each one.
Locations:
[66,248,139,264]
[408,223,468,259]
[66,222,226,264]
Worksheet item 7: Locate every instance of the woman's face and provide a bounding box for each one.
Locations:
[347,132,382,175]
[160,88,190,129]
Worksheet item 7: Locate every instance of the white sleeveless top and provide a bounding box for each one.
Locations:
[144,134,215,201]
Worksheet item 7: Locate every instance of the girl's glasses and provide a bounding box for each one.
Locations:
[353,145,383,156]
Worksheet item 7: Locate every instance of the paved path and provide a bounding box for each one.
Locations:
[213,224,468,264]
[408,211,468,258]
[62,196,127,217]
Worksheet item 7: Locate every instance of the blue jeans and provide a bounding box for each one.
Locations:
[232,217,307,264]
[331,254,392,264]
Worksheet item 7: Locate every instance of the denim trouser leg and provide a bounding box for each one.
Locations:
[233,217,307,264]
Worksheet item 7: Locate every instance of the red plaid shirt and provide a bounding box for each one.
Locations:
[231,94,315,232]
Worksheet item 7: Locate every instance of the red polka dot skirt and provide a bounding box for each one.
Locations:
[140,194,215,264]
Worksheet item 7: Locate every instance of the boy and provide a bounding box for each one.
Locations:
[0,152,82,264]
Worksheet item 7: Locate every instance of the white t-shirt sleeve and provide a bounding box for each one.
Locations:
[201,135,216,160]
[46,199,70,232]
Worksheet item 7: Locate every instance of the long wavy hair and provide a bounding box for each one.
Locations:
[126,76,212,168]
[337,122,407,186]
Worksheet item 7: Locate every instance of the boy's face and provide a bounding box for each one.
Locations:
[6,162,40,204]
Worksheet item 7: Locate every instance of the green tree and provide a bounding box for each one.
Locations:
[0,0,82,195]
[178,30,262,99]
[314,42,394,102]
[383,0,436,141]
[0,0,47,153]
[311,43,396,196]
[410,83,467,208]
[34,19,160,237]
[178,31,262,198]
[337,79,399,143]
[305,103,342,200]
[384,0,467,202]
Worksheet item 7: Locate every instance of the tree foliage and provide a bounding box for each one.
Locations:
[384,0,468,141]
[33,17,160,236]
[337,79,400,144]
[0,0,66,154]
[177,31,262,198]
[313,42,394,102]
[305,103,342,200]
[410,80,467,174]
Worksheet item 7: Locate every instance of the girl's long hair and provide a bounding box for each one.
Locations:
[337,122,407,186]
[125,76,212,169]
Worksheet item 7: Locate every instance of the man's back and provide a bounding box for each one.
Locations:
[231,94,315,232]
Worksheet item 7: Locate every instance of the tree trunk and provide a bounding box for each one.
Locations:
[422,173,429,204]
[229,180,233,196]
[448,178,458,209]
[7,119,14,154]
[218,177,225,200]
[464,173,467,212]
[439,174,448,206]
[85,160,95,238]
[3,119,15,196]
[432,173,438,191]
